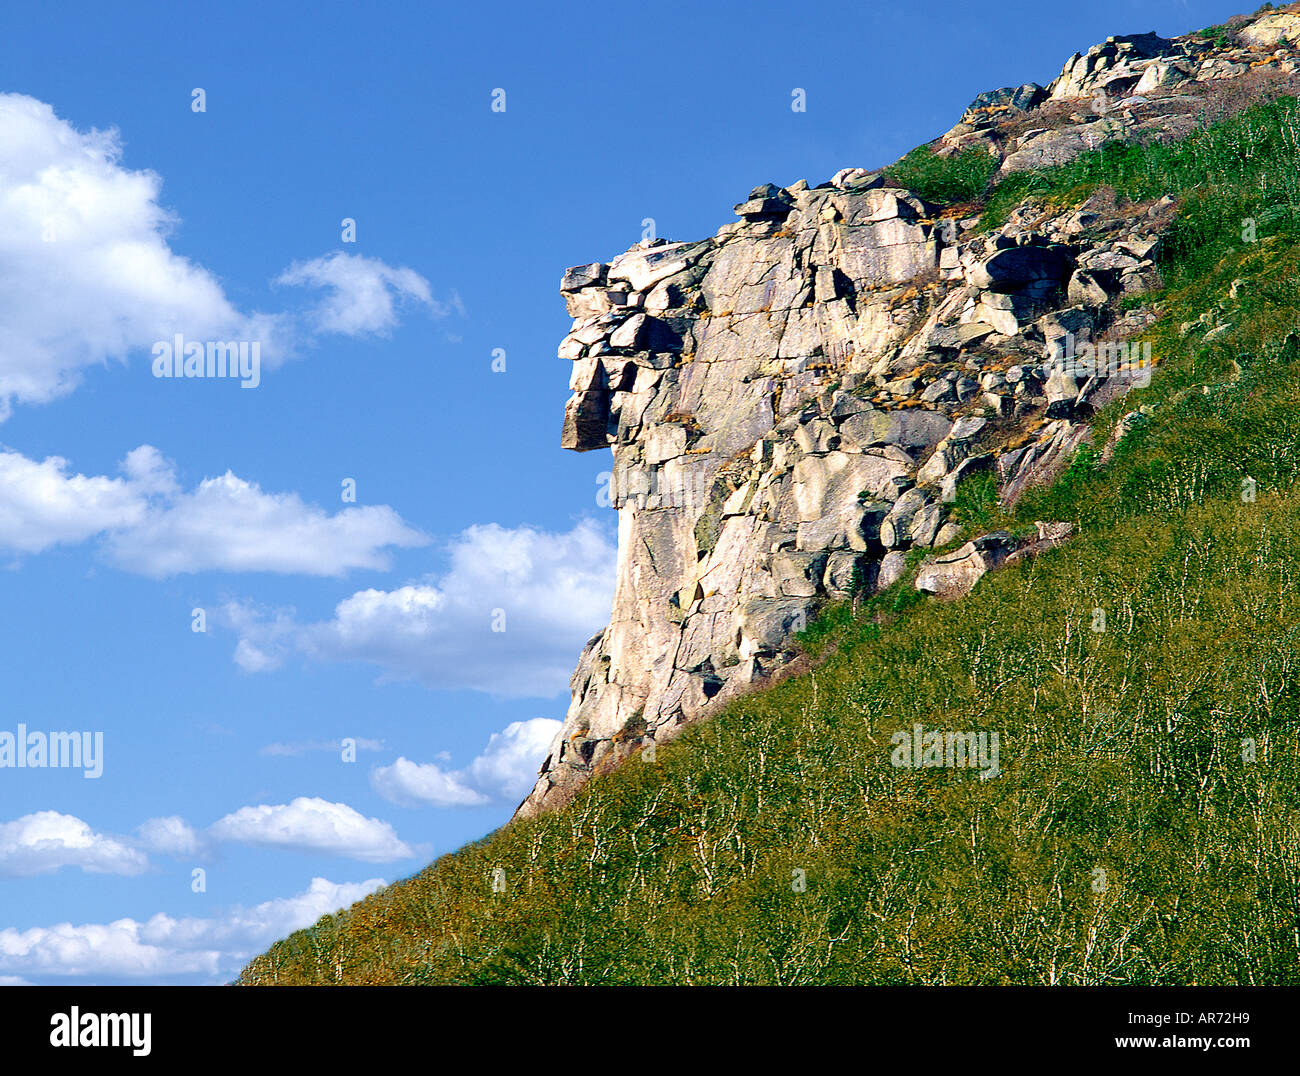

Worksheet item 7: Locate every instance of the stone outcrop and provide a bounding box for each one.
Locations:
[941,14,1300,175]
[514,5,1300,819]
[916,522,1077,600]
[519,179,1164,818]
[1241,10,1300,47]
[1047,32,1182,102]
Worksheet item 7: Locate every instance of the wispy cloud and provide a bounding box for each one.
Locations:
[276,251,462,336]
[259,737,386,758]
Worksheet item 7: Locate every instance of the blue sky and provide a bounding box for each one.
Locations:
[0,0,1233,983]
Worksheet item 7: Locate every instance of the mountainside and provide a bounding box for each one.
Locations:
[518,8,1300,818]
[240,5,1300,985]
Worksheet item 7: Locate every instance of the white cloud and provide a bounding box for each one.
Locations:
[136,816,202,858]
[225,601,300,671]
[0,444,427,575]
[120,443,180,495]
[463,718,563,799]
[0,94,458,419]
[371,757,488,808]
[228,520,616,697]
[0,93,282,417]
[0,976,31,986]
[104,471,428,577]
[372,718,562,808]
[277,251,457,336]
[0,812,149,878]
[0,876,385,981]
[0,448,145,552]
[207,797,417,863]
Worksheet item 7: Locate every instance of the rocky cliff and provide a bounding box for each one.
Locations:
[517,8,1300,818]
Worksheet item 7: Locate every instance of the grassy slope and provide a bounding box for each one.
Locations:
[239,98,1300,986]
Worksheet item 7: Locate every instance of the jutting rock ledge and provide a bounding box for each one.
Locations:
[515,12,1300,818]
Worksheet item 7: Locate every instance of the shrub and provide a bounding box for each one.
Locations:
[885,144,999,205]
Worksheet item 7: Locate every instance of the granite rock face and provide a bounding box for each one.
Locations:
[518,178,1162,818]
[515,7,1299,819]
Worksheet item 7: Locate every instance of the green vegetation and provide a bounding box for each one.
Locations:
[948,469,1001,531]
[1196,23,1236,51]
[983,96,1300,275]
[239,98,1300,988]
[885,144,1000,205]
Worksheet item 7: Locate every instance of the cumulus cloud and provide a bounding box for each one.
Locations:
[0,876,385,982]
[0,93,283,417]
[104,471,427,578]
[0,812,149,878]
[372,717,562,807]
[276,252,458,336]
[371,757,487,807]
[207,797,418,863]
[227,520,616,697]
[0,447,147,552]
[0,444,427,575]
[0,94,458,419]
[147,795,419,863]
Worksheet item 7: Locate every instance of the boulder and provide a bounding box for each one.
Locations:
[737,598,813,657]
[1001,120,1127,173]
[838,409,953,450]
[561,263,606,292]
[831,168,883,191]
[561,388,609,451]
[962,83,1047,123]
[608,242,705,293]
[1239,12,1300,47]
[1134,60,1191,94]
[770,550,828,598]
[608,313,647,350]
[880,487,930,549]
[967,244,1074,292]
[876,550,909,592]
[915,531,1019,599]
[1047,33,1177,101]
[1067,268,1114,306]
[734,196,793,221]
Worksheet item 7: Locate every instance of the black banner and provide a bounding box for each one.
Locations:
[0,985,1284,1064]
